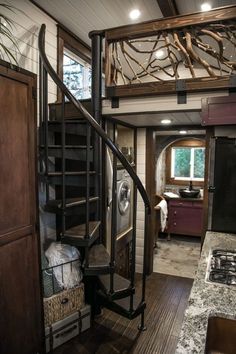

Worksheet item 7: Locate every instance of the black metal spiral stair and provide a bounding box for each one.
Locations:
[38,24,150,328]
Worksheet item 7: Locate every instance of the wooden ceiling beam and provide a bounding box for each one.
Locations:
[156,0,179,17]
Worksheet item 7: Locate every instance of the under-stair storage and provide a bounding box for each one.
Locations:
[38,23,150,340]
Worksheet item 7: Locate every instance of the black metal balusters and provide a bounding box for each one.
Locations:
[61,93,66,238]
[42,66,49,203]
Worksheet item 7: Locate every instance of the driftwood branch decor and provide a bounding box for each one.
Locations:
[107,22,236,86]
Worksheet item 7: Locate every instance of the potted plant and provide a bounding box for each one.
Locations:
[0,3,20,64]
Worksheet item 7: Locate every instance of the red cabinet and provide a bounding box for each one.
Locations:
[201,95,236,126]
[168,199,203,237]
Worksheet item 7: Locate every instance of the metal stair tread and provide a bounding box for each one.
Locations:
[46,171,96,176]
[97,291,146,319]
[114,294,141,311]
[64,221,101,238]
[46,196,99,209]
[47,120,87,124]
[98,273,131,294]
[87,244,110,268]
[40,144,92,149]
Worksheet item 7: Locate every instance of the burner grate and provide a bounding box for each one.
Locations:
[208,249,236,286]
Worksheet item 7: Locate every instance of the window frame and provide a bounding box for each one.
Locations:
[63,49,92,100]
[166,138,205,187]
[57,25,92,101]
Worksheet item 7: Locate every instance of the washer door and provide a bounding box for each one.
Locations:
[118,180,131,215]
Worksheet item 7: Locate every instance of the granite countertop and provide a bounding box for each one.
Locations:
[176,231,236,354]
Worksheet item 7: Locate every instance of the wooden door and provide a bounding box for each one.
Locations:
[0,62,43,354]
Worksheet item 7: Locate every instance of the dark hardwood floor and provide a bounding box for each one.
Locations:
[54,273,193,354]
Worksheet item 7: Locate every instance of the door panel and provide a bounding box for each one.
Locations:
[212,138,236,233]
[0,64,43,354]
[0,234,41,354]
[0,76,31,234]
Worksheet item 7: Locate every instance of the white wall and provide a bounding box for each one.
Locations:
[135,128,146,273]
[1,0,58,244]
[102,90,228,116]
[1,0,57,104]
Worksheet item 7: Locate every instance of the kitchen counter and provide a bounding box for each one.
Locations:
[176,231,236,354]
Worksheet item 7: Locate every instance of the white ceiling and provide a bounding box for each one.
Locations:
[33,0,163,46]
[33,0,236,46]
[176,0,236,14]
[113,111,202,126]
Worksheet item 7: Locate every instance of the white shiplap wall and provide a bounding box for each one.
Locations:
[1,0,57,105]
[1,0,58,243]
[136,128,146,273]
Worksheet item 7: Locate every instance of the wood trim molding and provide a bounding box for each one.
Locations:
[106,76,231,98]
[202,128,214,246]
[58,25,92,64]
[145,128,156,275]
[165,138,205,186]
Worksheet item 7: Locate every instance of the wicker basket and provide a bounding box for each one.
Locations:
[44,284,84,326]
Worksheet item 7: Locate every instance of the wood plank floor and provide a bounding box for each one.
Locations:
[54,273,193,354]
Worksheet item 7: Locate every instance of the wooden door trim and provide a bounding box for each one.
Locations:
[145,128,156,275]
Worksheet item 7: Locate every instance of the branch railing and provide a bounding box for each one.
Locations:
[104,5,236,97]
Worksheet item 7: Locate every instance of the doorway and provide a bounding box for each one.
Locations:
[145,121,208,277]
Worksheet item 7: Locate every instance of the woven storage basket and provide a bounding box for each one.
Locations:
[44,284,84,326]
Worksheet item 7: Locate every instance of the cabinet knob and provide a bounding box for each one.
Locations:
[174,222,177,226]
[174,211,177,215]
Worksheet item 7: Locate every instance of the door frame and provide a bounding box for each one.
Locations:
[145,125,210,275]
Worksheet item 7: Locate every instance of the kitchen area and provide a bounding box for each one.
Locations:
[177,231,236,353]
[176,95,236,353]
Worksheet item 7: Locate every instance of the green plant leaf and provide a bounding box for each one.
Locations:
[0,25,19,50]
[0,42,17,64]
[0,14,15,30]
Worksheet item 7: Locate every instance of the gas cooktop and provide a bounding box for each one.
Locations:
[208,249,236,286]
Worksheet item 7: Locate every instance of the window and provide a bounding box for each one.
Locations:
[57,25,105,101]
[63,50,91,100]
[171,146,205,181]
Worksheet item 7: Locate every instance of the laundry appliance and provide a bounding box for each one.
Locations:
[116,169,132,235]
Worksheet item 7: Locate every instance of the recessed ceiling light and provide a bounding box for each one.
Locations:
[161,119,171,125]
[179,130,187,134]
[155,49,165,59]
[201,3,212,12]
[129,9,141,20]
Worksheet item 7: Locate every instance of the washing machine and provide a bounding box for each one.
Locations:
[116,169,132,235]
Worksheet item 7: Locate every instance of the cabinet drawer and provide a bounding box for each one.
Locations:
[168,204,203,236]
[169,200,203,208]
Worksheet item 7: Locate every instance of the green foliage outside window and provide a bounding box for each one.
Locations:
[172,147,205,180]
[194,148,205,178]
[174,148,191,178]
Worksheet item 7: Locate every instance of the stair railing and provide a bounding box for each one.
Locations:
[39,24,151,328]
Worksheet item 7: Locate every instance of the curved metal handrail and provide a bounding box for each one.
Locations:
[38,24,151,213]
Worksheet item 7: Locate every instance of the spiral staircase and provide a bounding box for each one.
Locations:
[38,24,151,329]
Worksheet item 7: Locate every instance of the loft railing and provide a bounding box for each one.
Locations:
[103,5,236,98]
[38,24,151,327]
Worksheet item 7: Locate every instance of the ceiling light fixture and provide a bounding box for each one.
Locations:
[201,3,212,12]
[129,9,141,20]
[161,119,171,125]
[179,130,187,134]
[155,49,165,59]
